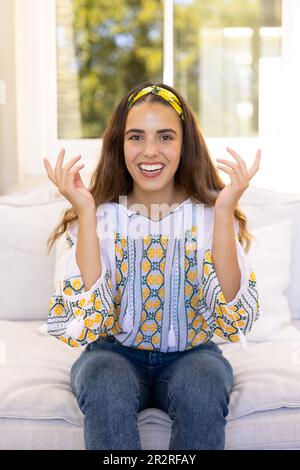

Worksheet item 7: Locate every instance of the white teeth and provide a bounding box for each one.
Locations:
[139,164,164,171]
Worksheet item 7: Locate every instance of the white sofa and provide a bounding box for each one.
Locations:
[1,183,300,450]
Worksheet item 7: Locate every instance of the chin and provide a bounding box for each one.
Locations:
[137,182,165,192]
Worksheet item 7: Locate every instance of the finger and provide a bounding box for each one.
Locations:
[56,148,65,170]
[216,164,235,181]
[216,159,240,172]
[68,162,85,175]
[74,166,85,179]
[216,159,244,183]
[226,147,247,173]
[55,148,66,187]
[61,155,82,188]
[248,149,261,179]
[43,158,57,185]
[62,154,82,174]
[65,163,85,187]
[74,166,85,186]
[216,163,246,190]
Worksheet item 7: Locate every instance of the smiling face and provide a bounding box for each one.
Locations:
[123,100,184,206]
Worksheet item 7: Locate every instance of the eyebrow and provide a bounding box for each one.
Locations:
[125,128,177,135]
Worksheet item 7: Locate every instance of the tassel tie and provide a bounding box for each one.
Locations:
[122,308,134,333]
[65,314,85,339]
[168,238,179,348]
[237,329,248,350]
[168,323,176,348]
[122,228,135,334]
[233,311,248,350]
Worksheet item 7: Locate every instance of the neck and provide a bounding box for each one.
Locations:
[126,183,188,219]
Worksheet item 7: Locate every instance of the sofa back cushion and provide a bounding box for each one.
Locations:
[239,186,300,319]
[213,218,296,344]
[0,184,69,320]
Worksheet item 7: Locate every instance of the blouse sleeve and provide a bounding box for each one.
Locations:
[46,222,116,348]
[200,210,260,346]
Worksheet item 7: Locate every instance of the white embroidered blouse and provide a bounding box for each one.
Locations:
[47,198,259,352]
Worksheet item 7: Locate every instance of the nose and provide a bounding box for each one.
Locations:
[144,138,159,157]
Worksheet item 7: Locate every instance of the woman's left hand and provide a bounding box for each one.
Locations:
[215,147,261,215]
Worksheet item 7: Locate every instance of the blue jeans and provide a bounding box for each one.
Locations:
[70,336,234,450]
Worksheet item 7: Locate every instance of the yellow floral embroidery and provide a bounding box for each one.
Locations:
[54,305,64,316]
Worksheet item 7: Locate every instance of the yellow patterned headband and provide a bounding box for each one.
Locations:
[127,85,185,121]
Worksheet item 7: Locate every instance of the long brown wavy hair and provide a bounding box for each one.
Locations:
[47,80,253,255]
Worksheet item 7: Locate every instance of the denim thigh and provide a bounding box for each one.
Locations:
[70,337,153,414]
[150,341,234,414]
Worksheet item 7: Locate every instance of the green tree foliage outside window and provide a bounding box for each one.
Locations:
[57,0,163,139]
[56,0,281,139]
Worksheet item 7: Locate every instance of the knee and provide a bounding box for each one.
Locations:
[71,352,139,408]
[169,361,231,418]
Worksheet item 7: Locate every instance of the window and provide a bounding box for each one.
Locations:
[15,0,300,193]
[56,0,282,139]
[56,0,163,139]
[174,0,282,138]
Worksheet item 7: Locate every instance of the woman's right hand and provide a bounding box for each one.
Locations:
[43,148,96,216]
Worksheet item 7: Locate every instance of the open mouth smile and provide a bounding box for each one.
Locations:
[138,163,165,178]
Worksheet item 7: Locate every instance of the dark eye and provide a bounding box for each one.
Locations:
[128,135,173,141]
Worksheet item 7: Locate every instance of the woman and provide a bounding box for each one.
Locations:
[44,81,260,450]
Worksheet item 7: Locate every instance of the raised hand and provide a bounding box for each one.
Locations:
[215,147,261,215]
[43,148,96,216]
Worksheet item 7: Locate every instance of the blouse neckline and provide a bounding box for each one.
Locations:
[113,197,192,223]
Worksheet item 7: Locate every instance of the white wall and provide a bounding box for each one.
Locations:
[0,0,20,194]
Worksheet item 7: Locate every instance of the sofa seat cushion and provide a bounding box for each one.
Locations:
[220,331,300,419]
[1,408,300,450]
[0,320,83,425]
[1,320,300,426]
